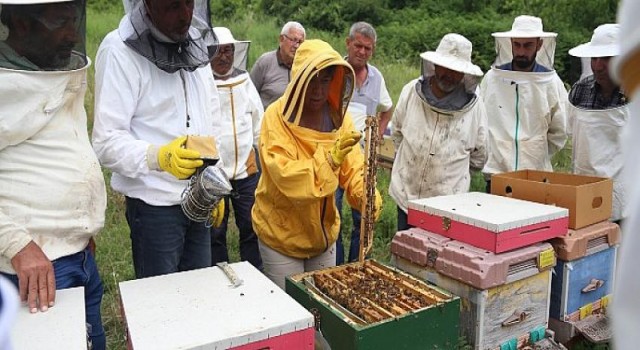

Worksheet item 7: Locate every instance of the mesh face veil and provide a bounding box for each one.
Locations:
[119,0,217,73]
[0,0,88,71]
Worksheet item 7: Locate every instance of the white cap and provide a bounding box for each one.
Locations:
[492,15,557,38]
[569,24,619,58]
[420,33,483,76]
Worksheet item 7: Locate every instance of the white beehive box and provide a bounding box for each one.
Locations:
[11,286,87,350]
[119,261,314,350]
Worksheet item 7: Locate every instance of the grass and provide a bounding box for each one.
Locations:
[83,7,583,350]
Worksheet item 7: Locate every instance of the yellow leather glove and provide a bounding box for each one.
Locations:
[373,190,383,222]
[210,199,225,228]
[328,131,362,168]
[158,136,203,179]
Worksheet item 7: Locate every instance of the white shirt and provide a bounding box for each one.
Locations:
[0,64,106,273]
[390,78,488,212]
[213,71,264,180]
[92,30,221,206]
[346,63,393,134]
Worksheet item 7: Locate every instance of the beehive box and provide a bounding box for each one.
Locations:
[393,255,552,350]
[11,287,87,350]
[408,192,568,253]
[377,135,395,169]
[491,170,612,229]
[391,228,556,350]
[285,260,460,350]
[119,262,314,350]
[549,246,617,322]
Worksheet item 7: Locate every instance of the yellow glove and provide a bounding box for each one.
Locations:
[210,199,225,228]
[328,131,362,168]
[373,190,383,222]
[158,136,203,179]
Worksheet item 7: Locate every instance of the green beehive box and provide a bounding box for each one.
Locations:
[285,260,460,350]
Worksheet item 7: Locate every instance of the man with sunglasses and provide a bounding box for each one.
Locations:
[0,1,106,349]
[250,21,305,109]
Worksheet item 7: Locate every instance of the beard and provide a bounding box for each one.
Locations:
[513,55,535,70]
[434,76,459,93]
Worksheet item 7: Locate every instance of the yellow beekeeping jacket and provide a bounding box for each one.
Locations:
[251,39,365,259]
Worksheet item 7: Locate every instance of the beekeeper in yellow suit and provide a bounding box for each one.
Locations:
[252,39,382,289]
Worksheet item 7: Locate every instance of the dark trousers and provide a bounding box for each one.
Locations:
[211,174,262,270]
[2,248,106,350]
[125,197,211,279]
[335,187,363,264]
[397,206,414,232]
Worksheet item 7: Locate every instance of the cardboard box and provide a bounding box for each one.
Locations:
[491,170,612,229]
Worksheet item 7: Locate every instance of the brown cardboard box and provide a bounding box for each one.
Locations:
[491,170,612,229]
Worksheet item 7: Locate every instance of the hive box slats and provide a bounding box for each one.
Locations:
[285,260,460,350]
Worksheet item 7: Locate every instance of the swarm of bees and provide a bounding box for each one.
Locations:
[311,261,451,324]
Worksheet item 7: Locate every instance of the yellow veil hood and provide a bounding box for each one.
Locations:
[280,39,355,129]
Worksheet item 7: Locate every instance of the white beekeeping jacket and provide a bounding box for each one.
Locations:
[569,105,628,221]
[213,71,264,180]
[480,68,568,175]
[0,62,106,273]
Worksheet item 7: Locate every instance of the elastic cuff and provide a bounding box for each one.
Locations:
[326,151,339,170]
[147,145,161,171]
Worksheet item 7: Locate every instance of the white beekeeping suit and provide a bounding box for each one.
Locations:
[210,27,263,180]
[481,15,568,180]
[568,24,628,222]
[611,0,640,348]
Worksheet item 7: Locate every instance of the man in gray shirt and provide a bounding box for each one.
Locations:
[250,21,305,109]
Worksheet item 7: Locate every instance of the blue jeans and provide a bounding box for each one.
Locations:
[125,197,211,278]
[211,174,262,270]
[397,206,414,232]
[2,248,105,350]
[335,187,362,264]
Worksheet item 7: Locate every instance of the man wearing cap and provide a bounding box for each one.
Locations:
[568,24,628,224]
[481,15,568,192]
[335,21,394,264]
[209,27,263,270]
[250,21,305,109]
[389,33,488,231]
[611,2,640,347]
[92,0,224,279]
[0,1,106,348]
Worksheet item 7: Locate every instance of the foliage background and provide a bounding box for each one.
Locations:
[83,1,617,349]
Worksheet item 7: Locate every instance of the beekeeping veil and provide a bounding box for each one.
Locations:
[210,26,250,78]
[491,15,557,71]
[119,0,217,73]
[420,33,483,94]
[0,0,87,71]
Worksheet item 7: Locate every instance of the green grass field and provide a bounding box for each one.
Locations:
[82,8,589,350]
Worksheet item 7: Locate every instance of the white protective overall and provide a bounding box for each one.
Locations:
[611,0,640,348]
[569,105,628,221]
[0,62,106,273]
[481,16,568,177]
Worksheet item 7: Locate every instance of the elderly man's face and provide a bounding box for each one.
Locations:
[346,32,374,70]
[591,56,613,87]
[21,3,80,69]
[279,28,304,64]
[145,0,194,42]
[433,64,464,95]
[211,44,234,77]
[510,38,542,71]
